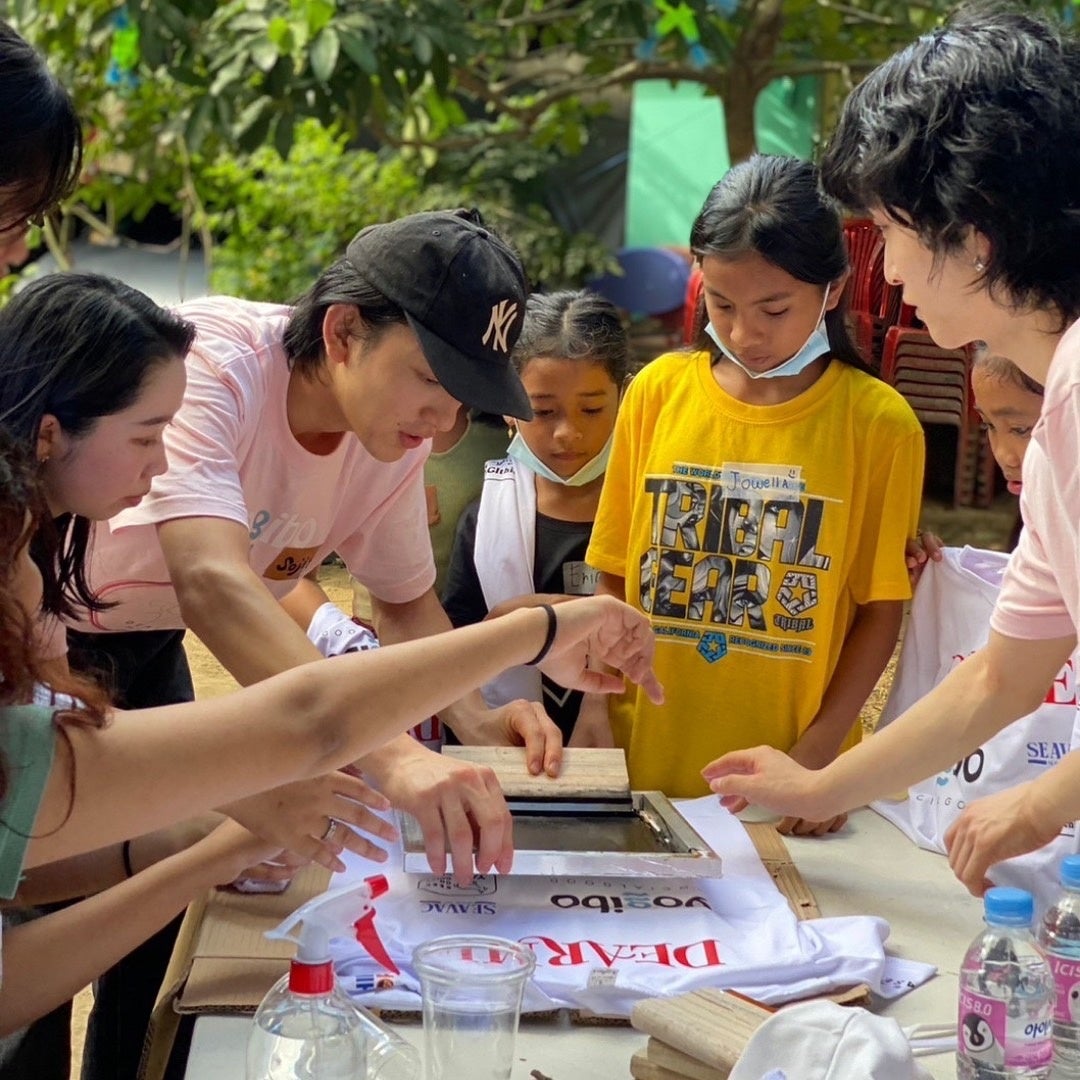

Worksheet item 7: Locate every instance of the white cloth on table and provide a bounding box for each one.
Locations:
[326,797,934,1018]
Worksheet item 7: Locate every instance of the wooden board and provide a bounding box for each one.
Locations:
[631,1049,725,1079]
[645,1038,729,1078]
[442,745,631,800]
[743,822,820,919]
[631,988,771,1071]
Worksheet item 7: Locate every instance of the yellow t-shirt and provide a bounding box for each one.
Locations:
[587,351,924,795]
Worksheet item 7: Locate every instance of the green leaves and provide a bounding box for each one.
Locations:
[309,26,340,80]
[8,0,1072,304]
[197,118,612,300]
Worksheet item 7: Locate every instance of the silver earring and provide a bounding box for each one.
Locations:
[973,259,986,273]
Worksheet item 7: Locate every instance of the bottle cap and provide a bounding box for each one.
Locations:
[1060,855,1080,888]
[984,886,1034,926]
[289,955,335,995]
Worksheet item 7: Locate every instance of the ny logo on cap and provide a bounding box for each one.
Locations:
[482,298,519,354]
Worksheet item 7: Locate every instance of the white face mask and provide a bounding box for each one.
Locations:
[507,430,613,487]
[705,288,832,380]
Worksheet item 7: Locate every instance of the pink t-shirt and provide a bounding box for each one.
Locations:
[67,296,434,633]
[992,319,1080,642]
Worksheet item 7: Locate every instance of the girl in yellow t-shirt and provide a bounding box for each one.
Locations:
[585,154,924,831]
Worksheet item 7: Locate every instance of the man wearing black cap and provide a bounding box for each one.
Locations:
[63,210,563,1080]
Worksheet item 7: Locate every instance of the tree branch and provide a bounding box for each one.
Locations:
[816,1,899,27]
[367,111,529,153]
[457,57,728,126]
[492,3,588,30]
[765,57,881,78]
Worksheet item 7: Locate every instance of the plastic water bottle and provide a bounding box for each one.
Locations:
[1037,854,1080,1077]
[246,965,366,1080]
[353,1006,421,1080]
[958,886,1053,1079]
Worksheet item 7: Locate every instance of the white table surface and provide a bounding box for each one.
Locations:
[183,808,981,1078]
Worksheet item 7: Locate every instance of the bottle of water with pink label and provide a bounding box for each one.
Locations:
[958,887,1053,1079]
[1036,855,1080,1077]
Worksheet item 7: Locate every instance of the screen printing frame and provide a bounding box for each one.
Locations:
[398,791,723,878]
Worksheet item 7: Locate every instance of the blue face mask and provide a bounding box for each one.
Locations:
[705,289,832,380]
[507,430,613,487]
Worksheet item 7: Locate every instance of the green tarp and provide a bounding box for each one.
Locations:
[626,76,819,248]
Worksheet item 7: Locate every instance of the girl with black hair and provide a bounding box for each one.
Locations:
[704,7,1080,898]
[0,21,82,275]
[587,154,924,832]
[442,290,629,742]
[0,273,194,624]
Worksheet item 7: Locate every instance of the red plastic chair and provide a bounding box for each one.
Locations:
[683,265,704,345]
[842,220,885,369]
[843,219,883,314]
[843,218,920,370]
[880,327,996,508]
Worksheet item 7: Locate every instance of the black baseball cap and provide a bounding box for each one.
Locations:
[345,209,532,419]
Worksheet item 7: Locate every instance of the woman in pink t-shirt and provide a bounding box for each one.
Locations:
[0,425,661,1044]
[703,6,1080,897]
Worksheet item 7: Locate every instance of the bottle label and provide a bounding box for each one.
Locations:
[1049,954,1080,1024]
[959,988,1053,1068]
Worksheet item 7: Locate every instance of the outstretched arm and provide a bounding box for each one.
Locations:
[370,589,563,775]
[568,571,625,750]
[364,588,564,885]
[278,573,333,634]
[26,596,662,868]
[10,814,224,905]
[704,629,1074,822]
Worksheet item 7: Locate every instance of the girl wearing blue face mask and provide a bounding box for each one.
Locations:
[442,291,628,741]
[584,154,925,833]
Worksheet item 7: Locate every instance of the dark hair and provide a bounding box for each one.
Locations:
[689,154,865,369]
[511,291,630,387]
[0,273,195,617]
[283,259,408,375]
[0,429,108,814]
[820,5,1080,327]
[0,21,83,230]
[972,347,1045,398]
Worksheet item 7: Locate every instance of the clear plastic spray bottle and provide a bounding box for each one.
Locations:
[245,875,419,1080]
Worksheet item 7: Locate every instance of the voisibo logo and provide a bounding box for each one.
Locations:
[549,888,711,913]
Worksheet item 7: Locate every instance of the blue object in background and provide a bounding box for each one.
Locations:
[587,246,691,317]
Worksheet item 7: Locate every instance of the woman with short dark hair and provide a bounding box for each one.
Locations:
[705,5,1080,898]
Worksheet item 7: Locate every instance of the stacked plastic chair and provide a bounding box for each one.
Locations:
[842,219,884,367]
[880,326,997,508]
[682,264,704,345]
